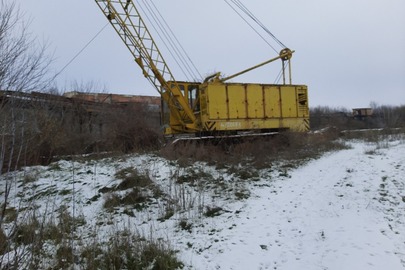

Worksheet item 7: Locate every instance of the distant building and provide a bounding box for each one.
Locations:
[1,90,162,171]
[352,108,373,119]
[63,91,161,112]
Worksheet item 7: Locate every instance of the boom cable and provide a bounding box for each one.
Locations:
[52,22,110,82]
[139,1,189,80]
[274,66,284,84]
[149,0,203,81]
[138,0,202,82]
[232,0,287,48]
[224,0,287,51]
[223,0,278,54]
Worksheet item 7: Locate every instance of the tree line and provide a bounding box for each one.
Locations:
[310,105,405,130]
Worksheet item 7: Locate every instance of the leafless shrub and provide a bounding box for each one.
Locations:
[204,206,224,217]
[160,141,228,167]
[55,244,74,269]
[1,90,162,173]
[178,219,193,233]
[154,168,208,219]
[1,206,17,224]
[310,106,351,130]
[161,130,346,169]
[0,227,7,255]
[115,167,153,190]
[311,104,405,131]
[103,188,152,212]
[372,104,405,128]
[104,103,161,153]
[342,128,405,144]
[103,193,121,210]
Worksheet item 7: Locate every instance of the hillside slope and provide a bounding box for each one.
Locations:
[1,138,404,269]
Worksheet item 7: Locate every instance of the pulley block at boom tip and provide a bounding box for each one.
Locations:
[279,48,293,61]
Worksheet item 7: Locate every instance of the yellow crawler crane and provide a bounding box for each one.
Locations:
[95,0,309,138]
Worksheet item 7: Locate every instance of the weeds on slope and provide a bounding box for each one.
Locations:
[160,130,348,169]
[0,203,183,269]
[0,167,184,270]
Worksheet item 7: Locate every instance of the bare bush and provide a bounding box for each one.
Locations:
[310,106,350,130]
[161,130,346,169]
[0,227,6,255]
[105,103,161,153]
[160,140,230,167]
[310,104,405,131]
[372,104,405,128]
[1,90,162,173]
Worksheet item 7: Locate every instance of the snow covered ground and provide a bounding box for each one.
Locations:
[1,137,405,269]
[179,141,405,270]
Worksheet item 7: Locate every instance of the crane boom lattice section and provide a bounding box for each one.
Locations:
[94,0,197,128]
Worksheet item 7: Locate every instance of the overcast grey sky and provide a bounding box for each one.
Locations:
[14,0,405,108]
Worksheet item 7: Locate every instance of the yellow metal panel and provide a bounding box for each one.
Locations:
[246,84,264,118]
[228,85,247,119]
[211,117,310,132]
[202,83,309,133]
[280,86,297,117]
[207,84,227,119]
[264,86,281,118]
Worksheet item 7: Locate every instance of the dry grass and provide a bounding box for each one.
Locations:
[0,228,7,255]
[0,204,183,269]
[115,167,153,190]
[80,230,183,270]
[103,168,160,212]
[160,130,347,168]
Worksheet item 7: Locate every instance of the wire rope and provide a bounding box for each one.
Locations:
[52,23,109,82]
[138,0,202,82]
[224,0,287,51]
[231,0,286,48]
[223,0,279,54]
[149,1,203,81]
[274,66,283,84]
[138,1,192,81]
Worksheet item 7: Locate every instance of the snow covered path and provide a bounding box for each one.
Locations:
[183,141,405,269]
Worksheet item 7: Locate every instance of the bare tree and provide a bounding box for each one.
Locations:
[0,0,53,229]
[0,0,52,92]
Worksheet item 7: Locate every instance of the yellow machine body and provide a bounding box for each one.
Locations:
[164,81,309,135]
[95,0,310,137]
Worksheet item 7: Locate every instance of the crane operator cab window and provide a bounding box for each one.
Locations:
[167,82,200,116]
[171,82,200,112]
[188,84,200,112]
[178,84,185,96]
